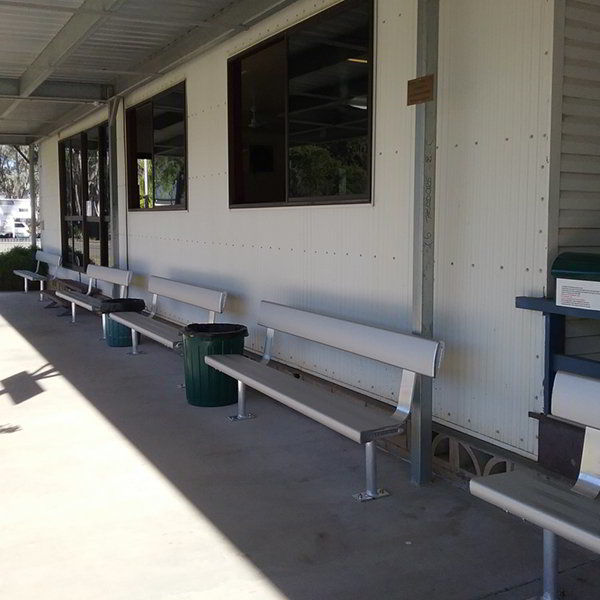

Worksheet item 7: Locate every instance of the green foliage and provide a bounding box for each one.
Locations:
[0,145,37,199]
[289,139,368,199]
[0,246,37,291]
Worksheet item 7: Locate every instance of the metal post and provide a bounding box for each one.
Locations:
[39,280,44,301]
[101,314,107,340]
[28,143,36,249]
[353,441,390,502]
[366,441,377,496]
[108,97,120,268]
[71,302,76,324]
[411,0,439,486]
[131,329,138,355]
[228,381,255,421]
[542,529,558,600]
[24,278,28,293]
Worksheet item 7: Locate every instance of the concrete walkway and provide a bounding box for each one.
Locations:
[0,291,598,600]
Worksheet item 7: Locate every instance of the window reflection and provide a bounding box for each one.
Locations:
[87,221,101,265]
[127,82,186,209]
[287,2,371,200]
[228,0,372,206]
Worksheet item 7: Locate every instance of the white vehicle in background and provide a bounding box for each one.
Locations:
[0,198,31,238]
[12,222,30,237]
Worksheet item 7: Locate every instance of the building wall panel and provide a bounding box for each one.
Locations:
[119,0,419,405]
[434,0,553,456]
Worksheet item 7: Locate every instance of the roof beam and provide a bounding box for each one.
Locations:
[0,78,111,104]
[0,133,36,145]
[0,0,125,118]
[114,0,299,96]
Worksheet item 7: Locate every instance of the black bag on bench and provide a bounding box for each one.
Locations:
[99,298,146,314]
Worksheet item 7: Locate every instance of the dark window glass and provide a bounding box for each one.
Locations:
[228,0,372,207]
[59,124,110,270]
[232,39,286,205]
[63,142,72,215]
[65,220,84,268]
[126,82,187,210]
[87,221,101,265]
[87,129,100,217]
[70,137,83,216]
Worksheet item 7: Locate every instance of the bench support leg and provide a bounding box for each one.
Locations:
[540,529,558,600]
[129,330,143,356]
[101,314,107,340]
[24,278,28,293]
[71,302,76,324]
[228,381,255,421]
[353,441,390,502]
[39,280,44,302]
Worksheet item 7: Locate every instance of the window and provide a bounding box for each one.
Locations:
[126,82,187,210]
[228,0,373,207]
[59,124,110,270]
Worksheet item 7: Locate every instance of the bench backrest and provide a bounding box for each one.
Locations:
[86,264,132,298]
[148,276,226,322]
[552,371,600,498]
[553,371,600,430]
[258,301,442,377]
[35,250,61,267]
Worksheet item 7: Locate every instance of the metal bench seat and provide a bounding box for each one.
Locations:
[206,300,444,501]
[470,371,600,599]
[13,250,61,300]
[13,270,45,281]
[470,469,600,554]
[115,276,227,355]
[55,265,133,338]
[206,354,403,444]
[56,290,103,312]
[110,311,182,348]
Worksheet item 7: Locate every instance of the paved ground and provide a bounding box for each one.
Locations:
[0,291,598,600]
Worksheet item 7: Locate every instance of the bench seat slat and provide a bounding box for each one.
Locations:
[110,312,182,348]
[13,270,46,281]
[55,290,103,312]
[470,470,600,554]
[206,354,403,443]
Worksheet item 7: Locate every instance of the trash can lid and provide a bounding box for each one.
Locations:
[99,298,146,313]
[183,323,248,339]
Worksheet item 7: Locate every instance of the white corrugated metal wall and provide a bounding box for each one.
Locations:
[39,0,556,456]
[433,0,553,457]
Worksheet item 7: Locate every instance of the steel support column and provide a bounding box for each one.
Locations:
[28,143,36,248]
[108,97,120,268]
[411,0,439,485]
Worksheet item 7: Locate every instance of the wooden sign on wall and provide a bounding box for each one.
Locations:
[407,74,435,106]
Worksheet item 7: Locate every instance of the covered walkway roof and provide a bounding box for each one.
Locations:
[0,0,295,145]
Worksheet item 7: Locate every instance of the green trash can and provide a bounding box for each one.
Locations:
[106,315,132,347]
[182,323,248,407]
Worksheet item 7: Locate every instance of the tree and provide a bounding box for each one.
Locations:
[0,145,38,199]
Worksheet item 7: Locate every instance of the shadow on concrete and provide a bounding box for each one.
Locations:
[0,292,598,600]
[0,364,59,404]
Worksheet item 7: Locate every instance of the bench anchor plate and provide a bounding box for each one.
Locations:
[353,441,390,502]
[228,381,255,421]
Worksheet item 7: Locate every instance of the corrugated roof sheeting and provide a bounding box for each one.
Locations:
[0,2,82,78]
[0,0,262,139]
[50,0,239,84]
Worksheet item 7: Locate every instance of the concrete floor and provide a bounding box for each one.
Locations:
[0,291,598,600]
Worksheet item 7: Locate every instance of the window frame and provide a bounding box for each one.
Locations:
[227,0,374,209]
[58,123,110,271]
[125,81,189,212]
